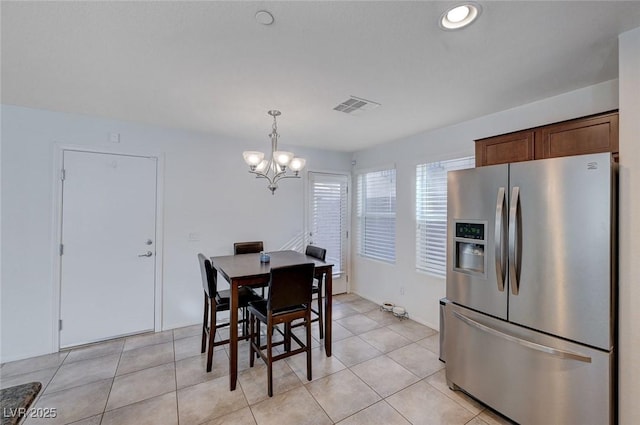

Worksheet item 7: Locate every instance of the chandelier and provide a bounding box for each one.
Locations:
[242,110,306,194]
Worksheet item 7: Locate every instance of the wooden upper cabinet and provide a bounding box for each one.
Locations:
[539,112,618,159]
[475,111,618,167]
[475,130,535,167]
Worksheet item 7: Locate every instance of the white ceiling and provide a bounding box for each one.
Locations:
[2,1,640,152]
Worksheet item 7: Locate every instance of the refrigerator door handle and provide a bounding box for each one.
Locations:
[509,186,520,295]
[494,187,506,292]
[452,311,592,363]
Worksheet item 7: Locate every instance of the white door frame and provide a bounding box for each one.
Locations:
[303,169,352,293]
[50,144,165,351]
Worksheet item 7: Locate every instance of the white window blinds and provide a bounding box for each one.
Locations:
[309,173,348,276]
[416,157,474,276]
[357,168,396,263]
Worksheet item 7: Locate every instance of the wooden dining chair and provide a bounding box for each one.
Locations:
[233,241,268,297]
[305,244,327,339]
[248,263,315,397]
[233,241,264,255]
[198,253,262,372]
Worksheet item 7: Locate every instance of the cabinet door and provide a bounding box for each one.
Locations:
[539,112,618,159]
[475,130,535,167]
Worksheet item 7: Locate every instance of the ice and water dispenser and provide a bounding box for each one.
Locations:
[453,221,487,276]
[442,221,487,363]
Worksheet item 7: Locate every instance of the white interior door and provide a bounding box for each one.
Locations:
[308,172,349,294]
[59,150,157,348]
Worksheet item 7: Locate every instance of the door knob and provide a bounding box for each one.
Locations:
[138,251,153,257]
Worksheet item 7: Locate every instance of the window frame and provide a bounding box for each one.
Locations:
[356,166,397,264]
[415,156,475,277]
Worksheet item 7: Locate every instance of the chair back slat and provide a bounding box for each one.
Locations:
[198,253,217,297]
[268,263,315,312]
[305,245,326,261]
[234,241,264,255]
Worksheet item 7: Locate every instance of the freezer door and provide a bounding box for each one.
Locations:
[509,153,614,350]
[445,303,614,425]
[447,164,508,320]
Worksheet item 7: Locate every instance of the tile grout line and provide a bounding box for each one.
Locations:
[305,383,335,424]
[312,301,378,424]
[323,300,362,424]
[339,303,434,425]
[319,300,418,424]
[27,351,70,410]
[98,340,126,425]
[235,375,257,425]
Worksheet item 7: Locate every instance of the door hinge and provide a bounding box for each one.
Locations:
[59,319,63,331]
[60,169,66,181]
[346,230,349,239]
[59,244,64,255]
[346,275,349,283]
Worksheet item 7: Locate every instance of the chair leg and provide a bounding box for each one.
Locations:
[267,320,273,397]
[249,313,255,368]
[256,318,261,361]
[244,308,249,337]
[206,297,217,373]
[241,307,246,337]
[317,281,324,340]
[306,314,312,382]
[201,293,209,354]
[284,323,291,353]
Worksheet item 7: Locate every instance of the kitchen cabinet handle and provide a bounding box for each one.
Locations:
[494,187,506,292]
[452,310,592,363]
[509,186,520,295]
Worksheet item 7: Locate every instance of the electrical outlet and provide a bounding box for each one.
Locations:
[400,286,405,295]
[108,132,121,143]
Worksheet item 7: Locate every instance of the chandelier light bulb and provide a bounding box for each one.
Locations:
[289,157,306,172]
[243,151,264,167]
[255,159,268,172]
[274,151,294,166]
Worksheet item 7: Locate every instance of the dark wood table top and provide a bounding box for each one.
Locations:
[211,250,332,282]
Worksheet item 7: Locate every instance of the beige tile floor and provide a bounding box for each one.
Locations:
[1,294,515,425]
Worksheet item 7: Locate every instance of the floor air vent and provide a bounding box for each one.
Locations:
[333,96,380,115]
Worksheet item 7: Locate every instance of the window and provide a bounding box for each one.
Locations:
[356,168,396,263]
[416,157,474,276]
[308,172,349,276]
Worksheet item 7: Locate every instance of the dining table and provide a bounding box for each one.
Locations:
[211,250,333,391]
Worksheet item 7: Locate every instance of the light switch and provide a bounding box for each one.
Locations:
[109,132,121,143]
[188,233,200,242]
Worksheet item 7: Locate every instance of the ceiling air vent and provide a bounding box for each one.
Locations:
[333,96,380,115]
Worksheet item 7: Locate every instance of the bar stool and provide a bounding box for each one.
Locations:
[198,253,262,372]
[248,263,315,396]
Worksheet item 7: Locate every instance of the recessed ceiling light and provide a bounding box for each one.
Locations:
[440,2,481,30]
[255,10,274,26]
[447,6,470,23]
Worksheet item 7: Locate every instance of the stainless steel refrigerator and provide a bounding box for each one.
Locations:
[444,152,616,425]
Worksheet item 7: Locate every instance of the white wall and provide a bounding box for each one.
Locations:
[618,26,640,425]
[0,105,352,362]
[350,79,619,329]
